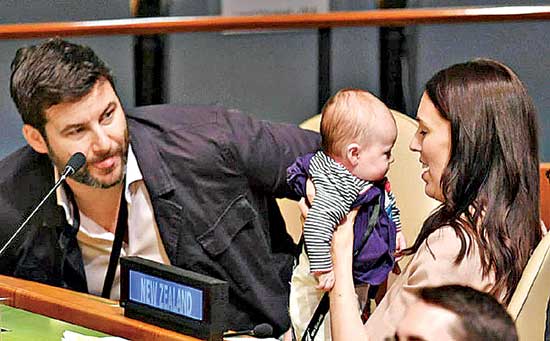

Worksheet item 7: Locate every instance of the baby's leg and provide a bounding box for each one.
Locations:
[289,246,331,341]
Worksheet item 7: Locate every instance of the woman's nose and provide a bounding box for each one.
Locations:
[409,135,421,152]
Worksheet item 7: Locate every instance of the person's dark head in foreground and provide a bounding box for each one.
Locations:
[393,285,518,341]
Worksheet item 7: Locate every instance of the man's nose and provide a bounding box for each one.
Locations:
[91,128,110,153]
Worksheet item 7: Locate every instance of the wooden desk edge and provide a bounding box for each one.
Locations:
[0,275,199,341]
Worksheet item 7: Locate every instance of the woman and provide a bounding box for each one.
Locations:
[328,59,542,340]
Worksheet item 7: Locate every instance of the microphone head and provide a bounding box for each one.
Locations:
[251,323,273,338]
[64,152,86,177]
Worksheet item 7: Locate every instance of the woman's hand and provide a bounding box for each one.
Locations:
[332,208,359,260]
[298,178,316,220]
[329,208,369,341]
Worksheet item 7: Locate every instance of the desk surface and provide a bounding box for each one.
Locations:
[1,305,109,340]
[0,275,199,341]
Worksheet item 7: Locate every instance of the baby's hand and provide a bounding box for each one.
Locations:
[314,270,335,291]
[395,230,407,261]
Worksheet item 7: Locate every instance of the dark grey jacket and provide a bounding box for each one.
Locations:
[0,105,320,335]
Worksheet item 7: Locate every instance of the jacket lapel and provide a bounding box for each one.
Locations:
[128,119,181,263]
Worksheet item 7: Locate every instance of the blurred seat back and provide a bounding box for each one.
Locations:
[508,232,550,341]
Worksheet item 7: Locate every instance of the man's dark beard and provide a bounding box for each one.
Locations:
[47,128,129,189]
[71,151,128,189]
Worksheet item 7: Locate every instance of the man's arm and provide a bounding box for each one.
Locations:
[224,109,320,198]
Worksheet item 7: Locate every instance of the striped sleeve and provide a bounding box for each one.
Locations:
[304,151,369,272]
[385,186,402,232]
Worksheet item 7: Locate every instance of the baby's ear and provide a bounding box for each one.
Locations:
[345,143,361,166]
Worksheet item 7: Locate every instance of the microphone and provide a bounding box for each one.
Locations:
[0,152,86,257]
[62,152,86,178]
[223,323,273,338]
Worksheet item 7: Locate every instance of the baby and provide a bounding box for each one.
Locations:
[288,89,405,340]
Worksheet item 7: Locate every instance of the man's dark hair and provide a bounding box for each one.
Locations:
[10,37,114,136]
[419,285,518,341]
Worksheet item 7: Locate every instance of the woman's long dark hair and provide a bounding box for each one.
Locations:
[403,59,541,304]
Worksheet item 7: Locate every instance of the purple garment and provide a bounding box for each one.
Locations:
[287,153,396,285]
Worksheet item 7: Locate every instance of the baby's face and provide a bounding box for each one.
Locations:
[352,117,397,181]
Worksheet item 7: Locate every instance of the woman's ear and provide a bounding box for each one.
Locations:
[345,143,361,167]
[22,124,49,154]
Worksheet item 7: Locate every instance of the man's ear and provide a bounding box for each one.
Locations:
[345,143,361,167]
[22,124,49,154]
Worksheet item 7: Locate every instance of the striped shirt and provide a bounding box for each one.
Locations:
[304,150,401,273]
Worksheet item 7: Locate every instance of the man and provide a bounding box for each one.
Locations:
[0,38,319,336]
[393,285,518,341]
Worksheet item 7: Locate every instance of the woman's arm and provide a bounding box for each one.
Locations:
[301,181,369,339]
[329,209,370,341]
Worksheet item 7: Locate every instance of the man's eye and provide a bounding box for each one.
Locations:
[103,111,114,121]
[68,127,84,135]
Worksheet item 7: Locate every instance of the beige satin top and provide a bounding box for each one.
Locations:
[365,226,498,341]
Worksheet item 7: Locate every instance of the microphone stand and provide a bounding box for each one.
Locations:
[0,171,70,257]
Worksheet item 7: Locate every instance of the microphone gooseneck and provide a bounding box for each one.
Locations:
[0,152,87,257]
[223,323,273,338]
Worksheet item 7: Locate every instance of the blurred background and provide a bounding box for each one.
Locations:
[0,0,548,160]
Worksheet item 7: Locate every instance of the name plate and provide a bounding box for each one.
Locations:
[120,257,228,341]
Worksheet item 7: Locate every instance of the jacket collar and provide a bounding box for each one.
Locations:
[127,118,175,198]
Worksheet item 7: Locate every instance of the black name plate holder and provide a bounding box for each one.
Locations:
[120,256,228,341]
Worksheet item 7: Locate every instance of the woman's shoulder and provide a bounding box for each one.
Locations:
[424,225,464,248]
[403,224,495,295]
[416,225,479,265]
